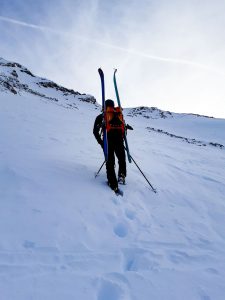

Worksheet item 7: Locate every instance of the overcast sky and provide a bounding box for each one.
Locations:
[0,0,225,118]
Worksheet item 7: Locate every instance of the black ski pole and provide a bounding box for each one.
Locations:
[126,150,156,193]
[95,161,106,178]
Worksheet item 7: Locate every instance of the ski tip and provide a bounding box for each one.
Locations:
[114,68,118,75]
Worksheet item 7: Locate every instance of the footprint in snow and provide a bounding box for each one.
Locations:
[97,279,124,300]
[125,209,136,220]
[113,223,128,238]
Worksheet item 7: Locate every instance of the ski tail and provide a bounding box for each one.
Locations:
[113,69,132,163]
[98,68,108,161]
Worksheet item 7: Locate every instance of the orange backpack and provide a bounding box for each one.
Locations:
[104,106,125,134]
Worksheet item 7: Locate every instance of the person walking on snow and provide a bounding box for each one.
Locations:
[93,99,130,193]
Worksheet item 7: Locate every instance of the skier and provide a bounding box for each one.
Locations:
[93,99,128,193]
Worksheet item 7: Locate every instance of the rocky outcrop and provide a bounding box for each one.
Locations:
[0,57,96,107]
[127,106,173,119]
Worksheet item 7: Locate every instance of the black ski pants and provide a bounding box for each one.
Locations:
[106,134,126,190]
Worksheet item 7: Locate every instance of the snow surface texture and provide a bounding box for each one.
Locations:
[1,57,225,300]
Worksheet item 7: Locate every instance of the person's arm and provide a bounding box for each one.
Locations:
[93,114,103,147]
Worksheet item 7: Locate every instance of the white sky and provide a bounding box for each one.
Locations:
[0,0,225,118]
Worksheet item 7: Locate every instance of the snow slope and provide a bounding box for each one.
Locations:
[1,58,225,300]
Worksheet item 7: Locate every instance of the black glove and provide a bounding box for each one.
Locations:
[99,140,104,149]
[126,124,133,130]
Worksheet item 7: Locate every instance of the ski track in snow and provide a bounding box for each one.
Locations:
[1,59,225,299]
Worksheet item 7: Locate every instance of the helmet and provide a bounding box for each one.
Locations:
[105,99,115,108]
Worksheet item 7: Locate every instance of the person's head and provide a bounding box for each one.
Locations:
[105,99,115,108]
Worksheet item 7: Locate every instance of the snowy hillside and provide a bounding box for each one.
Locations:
[0,57,96,108]
[1,58,225,300]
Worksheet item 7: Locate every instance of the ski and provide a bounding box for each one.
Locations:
[113,69,132,163]
[98,68,108,161]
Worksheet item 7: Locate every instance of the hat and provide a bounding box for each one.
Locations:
[105,99,115,108]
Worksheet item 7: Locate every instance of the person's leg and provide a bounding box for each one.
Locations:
[115,138,126,180]
[106,139,118,190]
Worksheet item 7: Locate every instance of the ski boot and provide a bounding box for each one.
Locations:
[118,174,126,185]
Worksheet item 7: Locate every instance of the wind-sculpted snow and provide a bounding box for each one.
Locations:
[0,57,225,300]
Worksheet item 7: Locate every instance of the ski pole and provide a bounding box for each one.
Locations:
[125,149,156,193]
[95,161,106,178]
